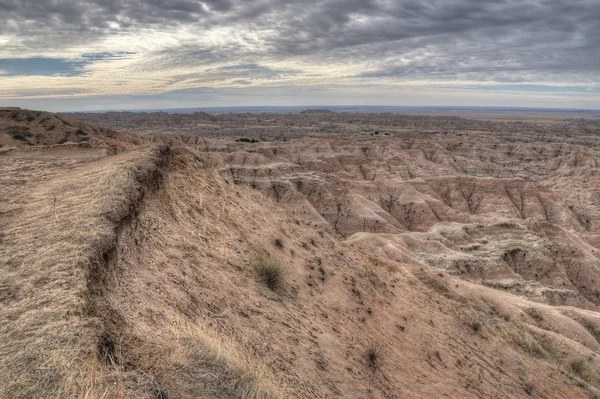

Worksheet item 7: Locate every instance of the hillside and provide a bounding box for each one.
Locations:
[2,109,600,398]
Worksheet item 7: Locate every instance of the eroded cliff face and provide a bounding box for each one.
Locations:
[184,115,600,310]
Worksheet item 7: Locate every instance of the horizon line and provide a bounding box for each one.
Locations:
[61,104,600,114]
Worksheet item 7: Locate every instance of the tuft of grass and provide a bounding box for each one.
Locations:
[255,258,284,291]
[469,319,482,333]
[461,310,485,334]
[366,346,381,370]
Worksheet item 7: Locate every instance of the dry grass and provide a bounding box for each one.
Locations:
[0,147,166,398]
[566,357,596,386]
[577,318,600,344]
[255,258,285,291]
[458,309,486,334]
[366,345,382,370]
[498,322,547,358]
[166,322,282,399]
[525,307,544,322]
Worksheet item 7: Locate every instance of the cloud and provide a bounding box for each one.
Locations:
[0,0,598,106]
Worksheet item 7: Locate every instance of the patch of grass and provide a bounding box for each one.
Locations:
[496,319,549,358]
[469,319,482,333]
[566,357,596,385]
[255,258,284,291]
[418,275,449,292]
[169,322,281,399]
[578,318,600,345]
[366,346,381,370]
[513,331,547,358]
[460,310,485,334]
[525,307,544,323]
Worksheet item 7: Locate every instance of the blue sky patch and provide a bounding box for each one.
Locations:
[0,58,87,77]
[0,52,135,77]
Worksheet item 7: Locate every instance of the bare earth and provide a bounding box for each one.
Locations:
[2,107,600,398]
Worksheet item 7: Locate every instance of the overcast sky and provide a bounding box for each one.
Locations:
[0,0,598,111]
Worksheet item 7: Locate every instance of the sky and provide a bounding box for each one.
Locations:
[0,0,599,111]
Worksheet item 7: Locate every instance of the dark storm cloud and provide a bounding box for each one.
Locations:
[0,0,599,85]
[0,0,235,50]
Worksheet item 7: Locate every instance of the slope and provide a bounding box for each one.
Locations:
[2,133,599,398]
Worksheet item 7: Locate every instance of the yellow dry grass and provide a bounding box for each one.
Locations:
[0,146,165,398]
[1,145,284,398]
[164,321,282,399]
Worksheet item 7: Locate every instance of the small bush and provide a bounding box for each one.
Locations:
[236,137,259,143]
[461,310,484,334]
[274,238,284,249]
[255,259,284,291]
[469,319,482,333]
[366,346,381,370]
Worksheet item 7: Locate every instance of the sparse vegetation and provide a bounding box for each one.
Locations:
[5,108,600,398]
[501,323,548,358]
[419,275,449,292]
[366,346,381,370]
[525,307,544,323]
[255,258,284,291]
[578,318,600,344]
[457,178,482,214]
[469,318,482,333]
[566,357,596,385]
[236,137,259,143]
[168,322,282,399]
[524,376,534,395]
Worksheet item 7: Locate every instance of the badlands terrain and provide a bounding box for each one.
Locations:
[2,107,600,398]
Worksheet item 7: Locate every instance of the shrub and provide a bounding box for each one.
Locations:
[366,346,381,370]
[274,238,284,249]
[469,319,482,333]
[255,258,284,291]
[236,137,259,143]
